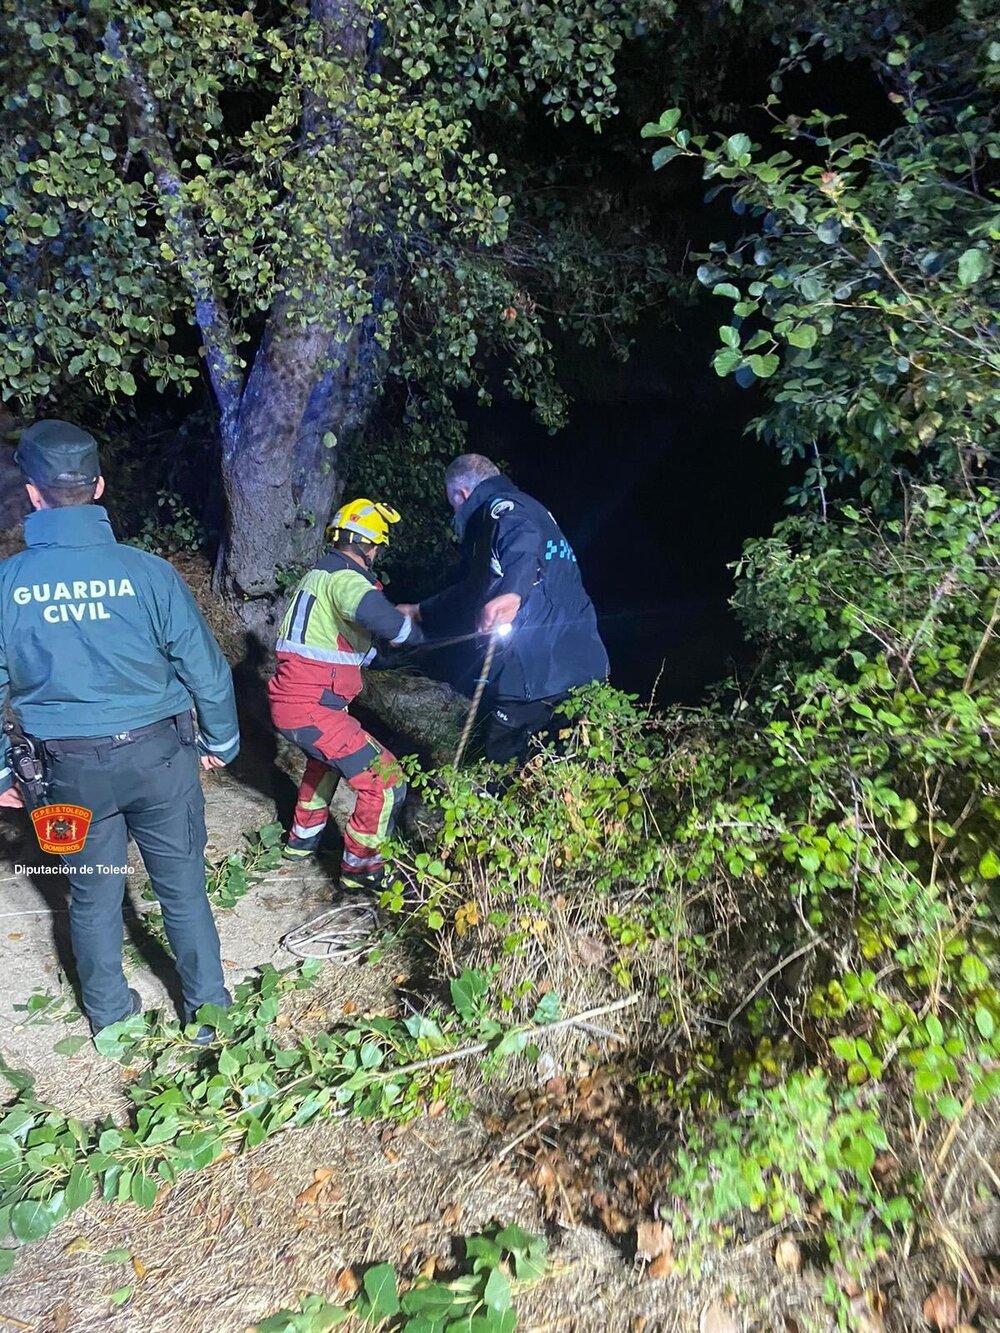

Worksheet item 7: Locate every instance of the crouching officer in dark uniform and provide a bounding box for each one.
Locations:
[0,420,239,1040]
[398,454,609,764]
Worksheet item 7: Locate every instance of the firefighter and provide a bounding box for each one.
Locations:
[268,499,422,892]
[398,454,609,764]
[0,420,238,1040]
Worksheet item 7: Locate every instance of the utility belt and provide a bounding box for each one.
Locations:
[4,712,195,808]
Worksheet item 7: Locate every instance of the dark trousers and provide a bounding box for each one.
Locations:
[44,720,227,1030]
[484,694,569,766]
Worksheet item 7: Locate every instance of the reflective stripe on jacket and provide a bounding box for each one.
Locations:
[270,550,421,706]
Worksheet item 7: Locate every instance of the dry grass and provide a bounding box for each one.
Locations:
[0,1061,851,1333]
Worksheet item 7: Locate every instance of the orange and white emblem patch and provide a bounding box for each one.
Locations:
[30,804,93,855]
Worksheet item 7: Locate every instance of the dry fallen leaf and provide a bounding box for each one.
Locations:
[7,932,22,941]
[700,1299,739,1333]
[427,1098,447,1118]
[647,1252,674,1279]
[419,1256,437,1281]
[954,1326,978,1333]
[342,1000,358,1015]
[924,1282,960,1331]
[131,1254,147,1280]
[295,1168,338,1208]
[335,1267,359,1299]
[440,1201,462,1228]
[63,1235,92,1255]
[636,1219,672,1260]
[576,935,606,965]
[783,1318,801,1333]
[631,1319,648,1333]
[50,1302,72,1333]
[848,1290,885,1333]
[775,1238,801,1275]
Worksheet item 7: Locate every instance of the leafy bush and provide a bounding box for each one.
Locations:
[395,473,1000,1290]
[125,489,206,556]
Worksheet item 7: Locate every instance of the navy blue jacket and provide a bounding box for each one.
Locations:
[420,475,609,701]
[0,505,240,793]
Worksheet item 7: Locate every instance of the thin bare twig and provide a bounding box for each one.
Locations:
[726,938,822,1025]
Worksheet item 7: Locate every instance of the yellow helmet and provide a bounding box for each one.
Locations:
[327,498,401,547]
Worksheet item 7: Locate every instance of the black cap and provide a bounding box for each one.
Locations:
[14,420,101,488]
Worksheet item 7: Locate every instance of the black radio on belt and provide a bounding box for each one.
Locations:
[3,720,49,808]
[175,710,196,745]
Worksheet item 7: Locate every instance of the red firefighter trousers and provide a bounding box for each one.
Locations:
[270,697,405,885]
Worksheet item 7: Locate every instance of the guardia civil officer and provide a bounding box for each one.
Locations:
[398,454,609,764]
[0,420,239,1040]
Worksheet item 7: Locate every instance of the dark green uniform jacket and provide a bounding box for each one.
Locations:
[0,505,239,793]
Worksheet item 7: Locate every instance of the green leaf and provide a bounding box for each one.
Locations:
[466,1235,504,1271]
[719,325,740,349]
[651,145,679,170]
[641,108,681,137]
[975,1005,995,1041]
[843,1135,875,1176]
[817,218,842,244]
[53,1035,89,1058]
[131,1172,158,1210]
[359,1041,383,1070]
[363,1262,399,1318]
[978,850,1000,879]
[10,1198,59,1242]
[937,1094,964,1120]
[712,348,742,376]
[450,969,489,1022]
[531,991,560,1024]
[0,1134,22,1172]
[401,1281,459,1316]
[785,324,817,349]
[109,1285,134,1306]
[957,247,992,285]
[495,1223,535,1254]
[960,954,989,987]
[747,353,780,378]
[0,1249,16,1275]
[483,1265,511,1313]
[93,1014,145,1059]
[493,1029,529,1059]
[65,1164,95,1211]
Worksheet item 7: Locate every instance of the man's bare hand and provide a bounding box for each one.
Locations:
[480,593,522,634]
[394,603,422,621]
[200,754,227,771]
[0,787,24,808]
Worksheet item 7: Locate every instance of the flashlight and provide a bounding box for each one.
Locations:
[494,622,513,638]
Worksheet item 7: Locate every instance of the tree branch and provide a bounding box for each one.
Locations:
[102,21,244,451]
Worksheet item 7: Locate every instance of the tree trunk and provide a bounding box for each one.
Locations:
[218,310,372,642]
[215,0,375,645]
